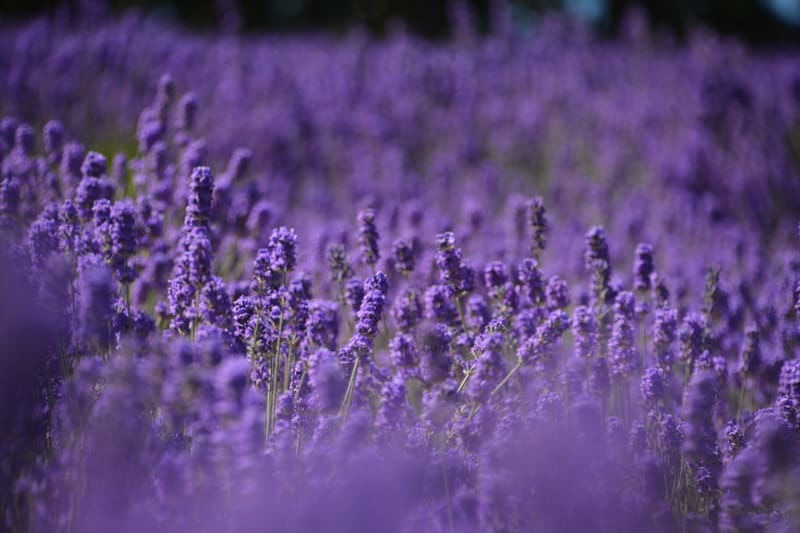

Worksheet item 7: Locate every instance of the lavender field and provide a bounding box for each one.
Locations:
[2,5,800,532]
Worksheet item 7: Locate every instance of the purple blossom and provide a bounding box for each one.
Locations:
[389,332,419,378]
[355,272,387,338]
[516,258,545,305]
[435,231,474,295]
[572,305,596,359]
[527,196,547,257]
[391,238,414,275]
[468,333,506,401]
[679,313,707,366]
[584,226,613,305]
[424,284,458,323]
[392,288,422,330]
[357,208,380,266]
[653,307,678,368]
[483,261,508,290]
[633,243,655,292]
[344,277,365,314]
[185,166,214,228]
[545,275,570,310]
[518,309,571,367]
[640,366,667,406]
[267,226,298,273]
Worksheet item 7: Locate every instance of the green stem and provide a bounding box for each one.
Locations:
[283,344,294,392]
[266,270,288,441]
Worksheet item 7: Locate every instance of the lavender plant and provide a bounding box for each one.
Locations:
[0,6,799,533]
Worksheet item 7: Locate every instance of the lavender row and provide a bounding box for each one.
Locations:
[1,7,800,533]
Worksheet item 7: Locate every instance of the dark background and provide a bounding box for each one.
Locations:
[1,0,800,45]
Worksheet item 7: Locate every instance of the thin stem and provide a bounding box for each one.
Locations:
[340,356,361,421]
[465,360,523,424]
[190,293,200,342]
[293,367,307,402]
[264,377,272,446]
[283,343,294,392]
[454,294,472,336]
[456,369,472,393]
[491,360,523,397]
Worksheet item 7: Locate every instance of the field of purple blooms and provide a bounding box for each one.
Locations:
[2,6,800,533]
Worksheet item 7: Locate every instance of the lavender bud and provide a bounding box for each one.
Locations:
[391,238,415,275]
[738,327,761,377]
[466,294,491,332]
[633,243,655,292]
[185,166,214,228]
[392,288,423,331]
[201,276,232,328]
[43,120,64,159]
[518,309,571,367]
[678,313,707,366]
[266,227,298,273]
[15,123,34,155]
[609,296,638,378]
[653,307,678,368]
[516,257,545,305]
[355,273,387,339]
[724,421,744,460]
[545,275,570,310]
[224,148,251,183]
[483,261,508,290]
[389,333,419,379]
[326,243,353,285]
[61,142,85,184]
[111,153,128,183]
[306,300,339,350]
[468,333,506,402]
[81,151,107,178]
[176,92,198,131]
[573,305,596,359]
[435,231,474,295]
[779,358,800,402]
[526,196,547,256]
[584,226,612,304]
[344,277,365,314]
[425,284,458,324]
[357,208,380,266]
[640,366,667,407]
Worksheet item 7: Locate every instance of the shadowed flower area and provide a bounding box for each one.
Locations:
[1,3,800,532]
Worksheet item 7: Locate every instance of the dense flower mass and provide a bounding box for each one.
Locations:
[1,5,800,533]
